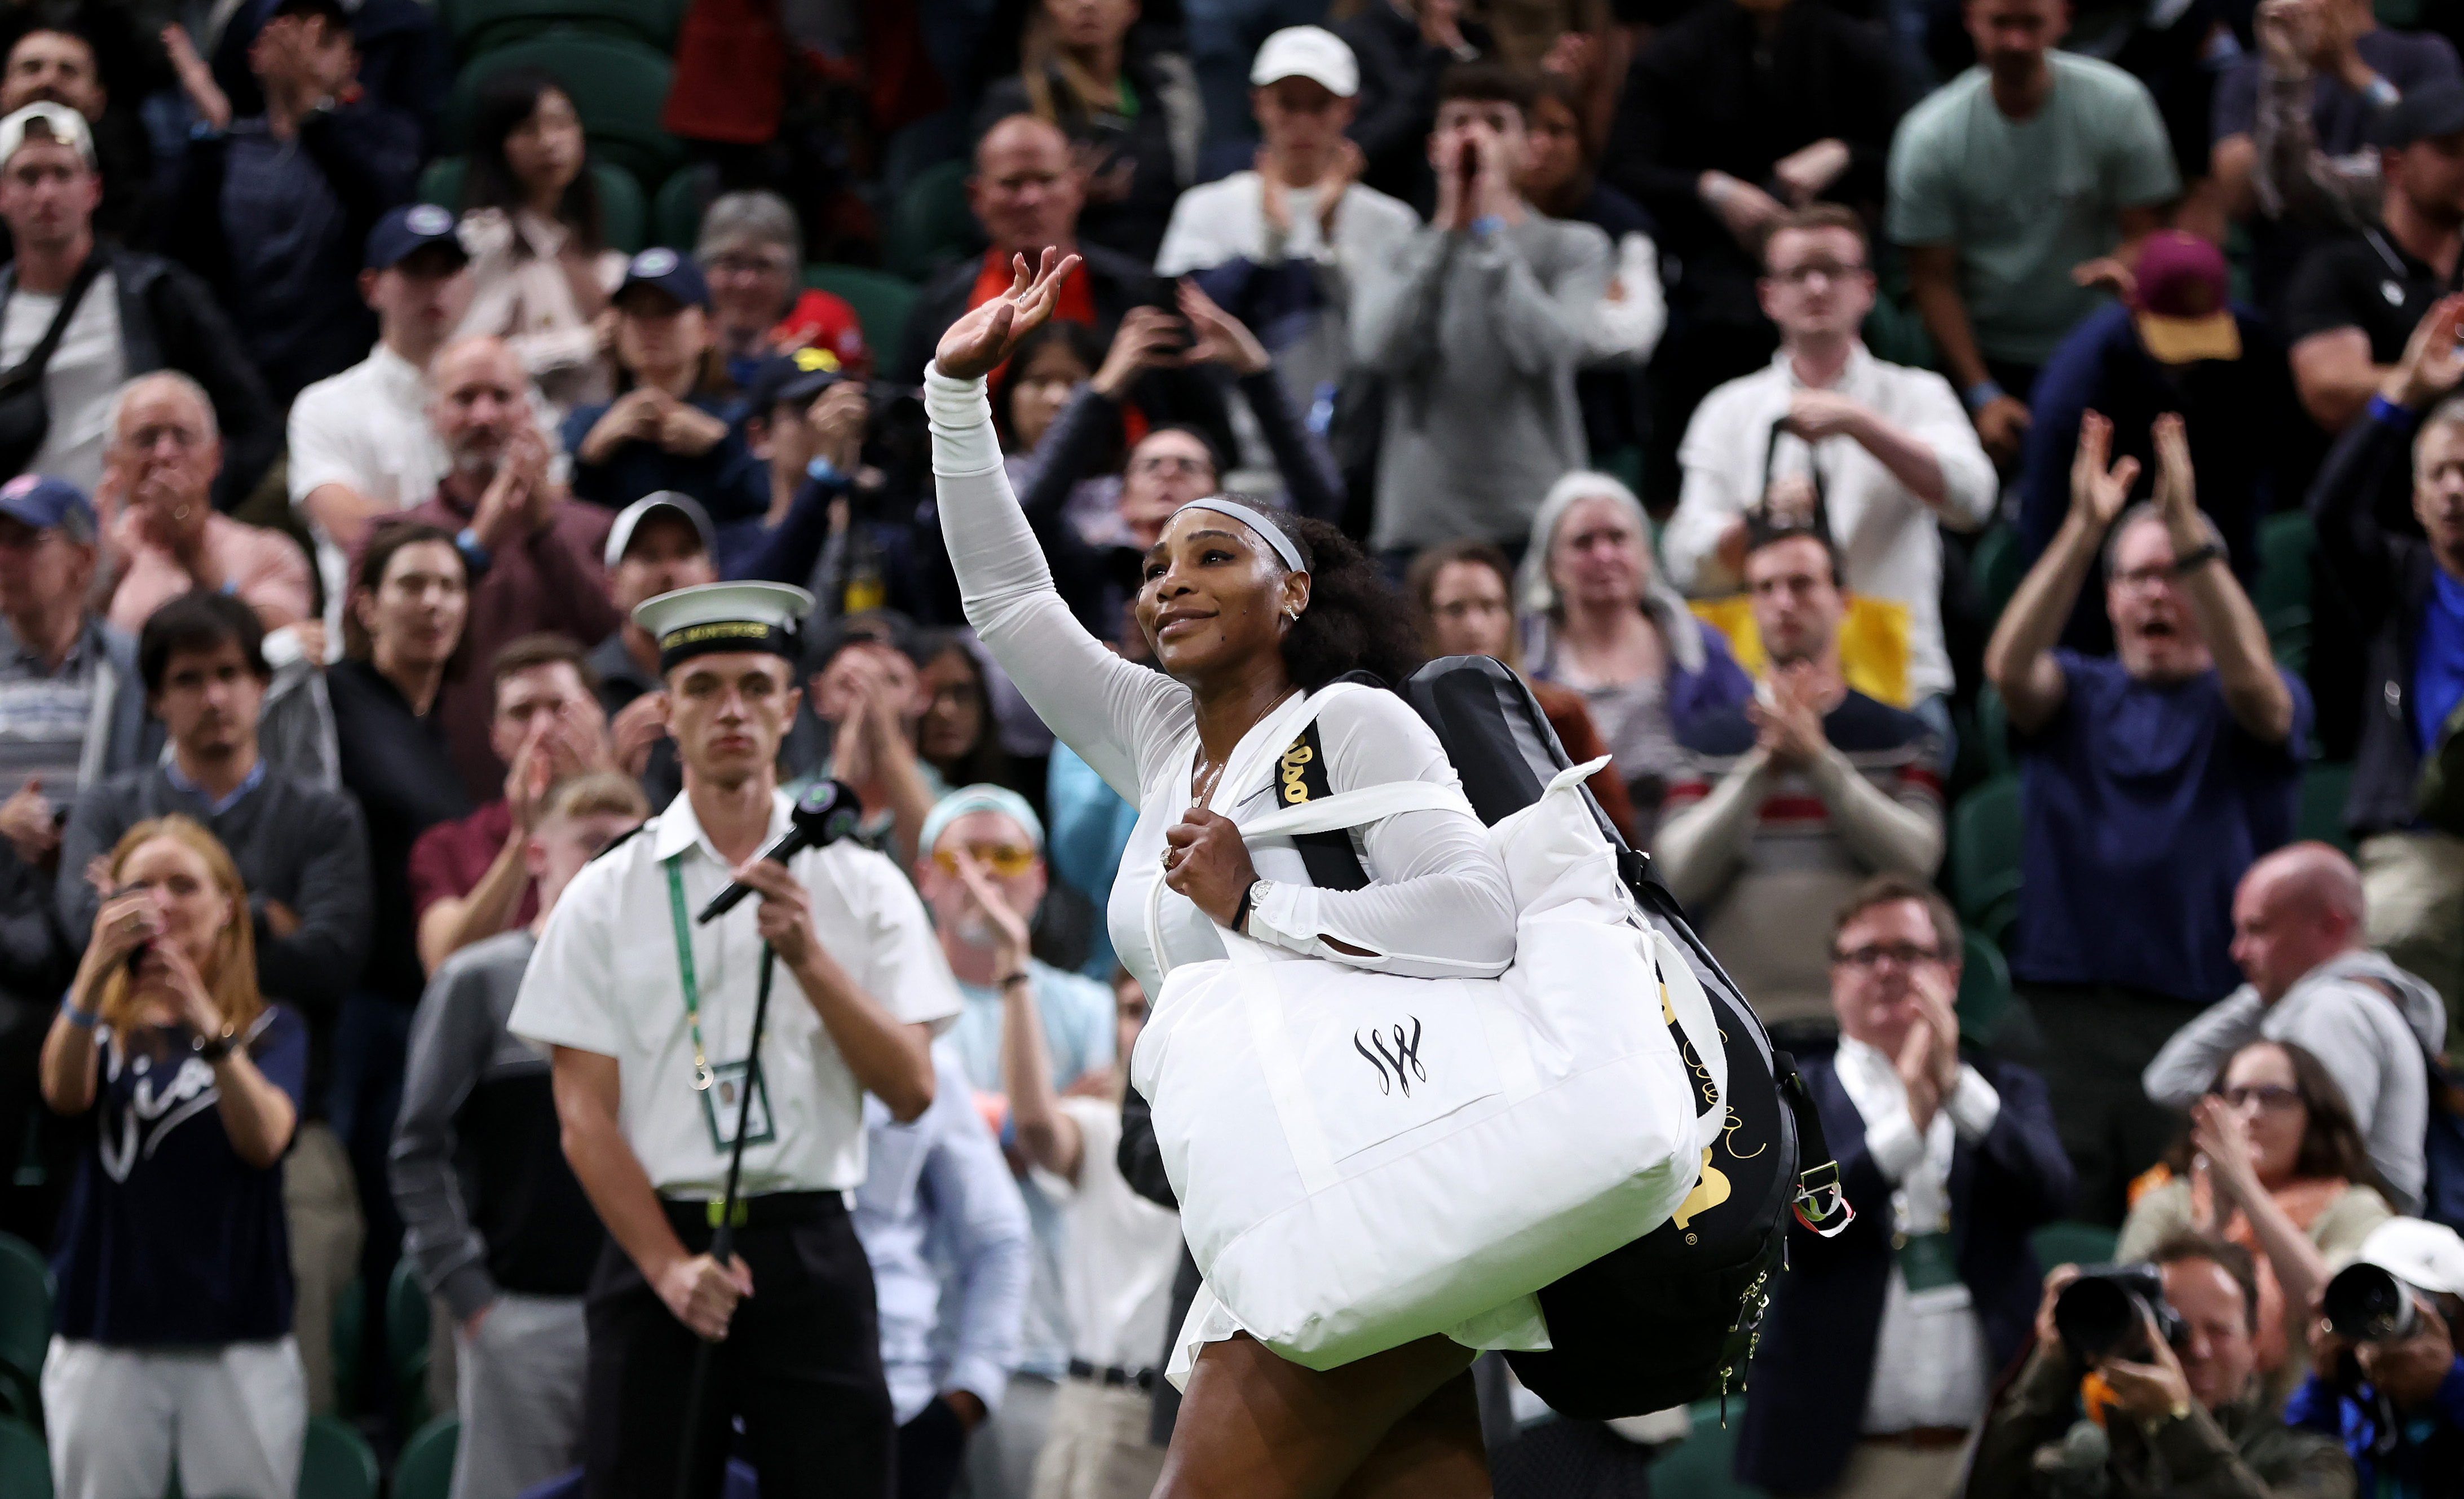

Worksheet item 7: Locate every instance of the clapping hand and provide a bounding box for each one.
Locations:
[1895,965,1963,1133]
[1748,662,1829,770]
[2383,293,2464,411]
[2189,1093,2263,1211]
[934,250,1083,382]
[1090,307,1187,400]
[1177,280,1270,376]
[1772,139,1851,207]
[949,847,1032,973]
[2068,410,2141,532]
[0,777,57,868]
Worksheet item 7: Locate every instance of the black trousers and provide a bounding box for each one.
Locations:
[894,1398,968,1499]
[582,1197,893,1499]
[2011,982,2209,1226]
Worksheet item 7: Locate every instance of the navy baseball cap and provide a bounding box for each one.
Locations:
[615,247,709,311]
[2374,80,2464,147]
[0,474,95,541]
[744,347,849,415]
[365,204,467,272]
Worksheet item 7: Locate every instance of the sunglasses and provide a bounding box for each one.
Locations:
[931,842,1036,877]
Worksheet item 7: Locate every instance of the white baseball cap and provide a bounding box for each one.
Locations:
[0,103,93,169]
[1250,26,1358,98]
[2357,1218,2464,1297]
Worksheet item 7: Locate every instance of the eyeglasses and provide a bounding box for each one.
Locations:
[1130,454,1212,478]
[1832,943,1943,969]
[1769,259,1867,286]
[2110,565,2176,594]
[931,842,1037,877]
[2219,1084,2302,1113]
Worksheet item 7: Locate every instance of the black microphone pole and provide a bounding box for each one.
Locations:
[674,942,778,1499]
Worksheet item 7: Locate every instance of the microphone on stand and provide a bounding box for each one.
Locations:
[695,779,863,925]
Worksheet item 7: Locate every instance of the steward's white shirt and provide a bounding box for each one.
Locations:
[509,788,963,1196]
[1664,345,1998,704]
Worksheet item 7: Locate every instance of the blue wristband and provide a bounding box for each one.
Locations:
[1469,214,1507,240]
[454,527,492,573]
[2369,392,2423,431]
[806,457,845,486]
[1962,380,2007,415]
[60,995,98,1029]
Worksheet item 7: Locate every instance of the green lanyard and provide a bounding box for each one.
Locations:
[664,856,716,1091]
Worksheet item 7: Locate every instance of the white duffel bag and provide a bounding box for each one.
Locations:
[1130,750,1726,1372]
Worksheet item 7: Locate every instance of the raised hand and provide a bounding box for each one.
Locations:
[2068,410,2141,531]
[1177,280,1271,376]
[935,249,1083,382]
[2384,293,2464,411]
[2151,412,2198,532]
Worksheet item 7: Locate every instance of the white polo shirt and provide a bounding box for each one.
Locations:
[509,788,963,1197]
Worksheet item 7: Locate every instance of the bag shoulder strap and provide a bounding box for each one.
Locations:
[0,253,103,393]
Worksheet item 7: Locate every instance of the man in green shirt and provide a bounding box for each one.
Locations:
[1890,0,2181,465]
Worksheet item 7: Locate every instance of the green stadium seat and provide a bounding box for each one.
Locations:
[0,1232,50,1429]
[2032,1221,2119,1271]
[1957,928,2013,1047]
[1974,682,2014,779]
[1649,1401,1762,1497]
[806,265,920,356]
[884,160,977,282]
[328,1275,361,1417]
[392,1415,460,1499]
[444,0,682,58]
[416,158,645,253]
[1971,524,2025,628]
[299,1414,378,1499]
[1949,776,2023,949]
[388,1259,432,1429]
[448,32,682,191]
[2298,760,2356,854]
[651,164,714,254]
[2258,511,2314,673]
[0,1414,47,1499]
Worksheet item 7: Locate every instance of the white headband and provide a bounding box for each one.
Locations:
[1175,497,1306,573]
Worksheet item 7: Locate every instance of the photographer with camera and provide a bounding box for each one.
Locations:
[1970,1235,2356,1498]
[2286,1218,2464,1498]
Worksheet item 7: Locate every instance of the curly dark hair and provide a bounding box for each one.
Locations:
[1245,508,1424,691]
[2160,1039,2382,1192]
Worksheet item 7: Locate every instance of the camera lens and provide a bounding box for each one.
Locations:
[2053,1275,2142,1365]
[2322,1263,2419,1343]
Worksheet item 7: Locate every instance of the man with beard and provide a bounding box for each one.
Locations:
[384,336,620,800]
[1985,411,2310,1223]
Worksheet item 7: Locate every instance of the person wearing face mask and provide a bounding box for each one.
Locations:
[1014,278,1339,643]
[933,249,1519,1497]
[1971,1236,2356,1498]
[38,815,312,1499]
[1737,876,2070,1499]
[2122,1040,2396,1408]
[915,786,1119,1495]
[1353,62,1608,565]
[2306,291,2464,1054]
[1986,413,2311,1224]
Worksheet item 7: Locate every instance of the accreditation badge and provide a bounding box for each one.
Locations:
[1895,1231,1962,1294]
[700,1060,777,1152]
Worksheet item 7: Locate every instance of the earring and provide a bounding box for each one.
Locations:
[1285,609,1300,622]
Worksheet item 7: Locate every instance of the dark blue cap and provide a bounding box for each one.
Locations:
[615,247,710,311]
[365,203,467,272]
[2374,79,2464,148]
[744,347,849,415]
[0,473,95,540]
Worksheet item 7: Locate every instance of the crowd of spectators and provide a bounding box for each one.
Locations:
[0,0,2461,1497]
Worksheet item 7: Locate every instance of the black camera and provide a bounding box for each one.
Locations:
[2322,1262,2422,1343]
[2054,1264,2189,1365]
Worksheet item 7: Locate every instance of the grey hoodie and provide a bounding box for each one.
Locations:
[2142,949,2447,1214]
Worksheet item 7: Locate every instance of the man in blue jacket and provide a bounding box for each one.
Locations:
[2307,289,2464,1056]
[2288,1217,2464,1499]
[1737,873,2073,1497]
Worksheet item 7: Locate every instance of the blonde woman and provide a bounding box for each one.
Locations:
[38,816,308,1499]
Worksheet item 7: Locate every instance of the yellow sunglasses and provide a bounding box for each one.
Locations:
[931,842,1037,877]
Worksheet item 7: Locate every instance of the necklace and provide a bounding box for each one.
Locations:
[1190,757,1226,810]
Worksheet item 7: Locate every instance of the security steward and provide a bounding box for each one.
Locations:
[509,581,961,1498]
